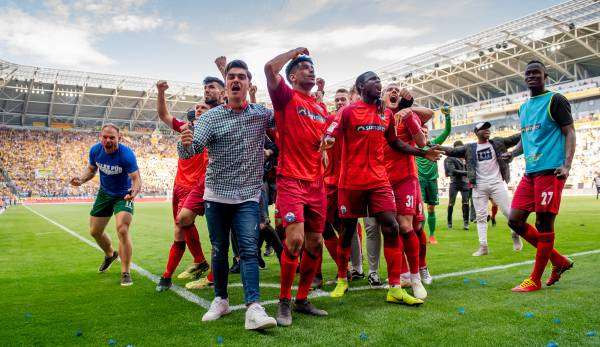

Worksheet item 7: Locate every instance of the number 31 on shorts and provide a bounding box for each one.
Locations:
[541,191,554,205]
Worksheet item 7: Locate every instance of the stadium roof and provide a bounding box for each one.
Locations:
[1,0,599,131]
[327,0,600,108]
[0,60,205,131]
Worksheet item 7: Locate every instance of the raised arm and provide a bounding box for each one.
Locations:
[156,80,174,128]
[432,106,452,145]
[215,56,227,80]
[264,47,309,91]
[249,84,257,104]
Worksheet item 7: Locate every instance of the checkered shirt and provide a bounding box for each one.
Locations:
[178,103,274,201]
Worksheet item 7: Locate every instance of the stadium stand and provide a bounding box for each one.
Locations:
[1,0,598,199]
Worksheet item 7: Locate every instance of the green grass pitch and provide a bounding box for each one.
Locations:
[1,197,599,346]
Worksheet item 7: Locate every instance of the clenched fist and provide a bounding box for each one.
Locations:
[156,80,169,92]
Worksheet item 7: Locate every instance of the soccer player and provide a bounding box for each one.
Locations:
[265,47,329,326]
[506,60,575,292]
[593,172,600,200]
[417,106,452,244]
[325,71,440,304]
[384,99,435,300]
[441,123,523,256]
[364,83,414,287]
[179,59,277,330]
[155,80,213,292]
[444,141,470,230]
[69,124,141,286]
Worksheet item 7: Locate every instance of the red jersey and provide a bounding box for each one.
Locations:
[269,77,329,181]
[172,118,208,188]
[384,109,422,184]
[323,113,341,186]
[326,101,395,190]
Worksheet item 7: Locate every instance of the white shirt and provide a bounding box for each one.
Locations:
[475,141,502,184]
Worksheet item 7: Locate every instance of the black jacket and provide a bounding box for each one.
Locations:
[444,157,468,185]
[442,133,520,185]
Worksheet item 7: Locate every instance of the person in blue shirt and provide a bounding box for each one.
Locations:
[70,123,142,286]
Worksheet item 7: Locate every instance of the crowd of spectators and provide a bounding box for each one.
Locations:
[0,127,178,198]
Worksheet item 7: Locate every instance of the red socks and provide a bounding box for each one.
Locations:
[402,231,420,274]
[163,241,186,278]
[491,204,498,219]
[323,236,338,262]
[520,223,568,267]
[336,242,352,279]
[531,232,555,283]
[207,271,214,282]
[296,249,320,301]
[383,233,403,286]
[416,228,427,268]
[183,224,206,264]
[279,247,299,300]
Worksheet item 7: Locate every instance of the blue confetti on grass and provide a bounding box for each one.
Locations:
[553,318,561,324]
[126,344,134,347]
[463,278,470,284]
[547,341,558,347]
[359,331,368,341]
[587,331,597,337]
[479,280,487,286]
[108,338,117,346]
[24,312,32,319]
[75,329,83,337]
[217,336,224,345]
[524,312,534,318]
[458,307,465,315]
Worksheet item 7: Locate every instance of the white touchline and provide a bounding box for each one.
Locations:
[23,205,600,313]
[24,205,211,309]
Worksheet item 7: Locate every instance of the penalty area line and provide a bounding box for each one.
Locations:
[23,205,211,310]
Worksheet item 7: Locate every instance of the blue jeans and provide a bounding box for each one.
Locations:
[205,200,260,304]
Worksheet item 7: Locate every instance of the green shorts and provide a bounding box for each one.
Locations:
[90,188,134,217]
[419,179,439,206]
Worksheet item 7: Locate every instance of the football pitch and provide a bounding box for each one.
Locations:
[2,197,600,346]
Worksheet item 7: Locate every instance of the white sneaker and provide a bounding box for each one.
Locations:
[400,272,411,287]
[511,232,523,251]
[410,274,428,300]
[419,267,433,285]
[245,303,277,330]
[472,245,489,257]
[202,297,231,322]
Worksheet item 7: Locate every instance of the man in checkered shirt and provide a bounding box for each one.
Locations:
[178,59,277,331]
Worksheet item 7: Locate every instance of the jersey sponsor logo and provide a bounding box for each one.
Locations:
[521,123,541,133]
[525,153,543,163]
[355,124,386,132]
[476,147,493,162]
[297,106,327,123]
[340,205,347,215]
[96,162,123,175]
[285,212,296,223]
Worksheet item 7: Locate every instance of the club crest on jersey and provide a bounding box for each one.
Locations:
[340,205,347,215]
[356,124,386,132]
[285,212,296,223]
[297,106,327,123]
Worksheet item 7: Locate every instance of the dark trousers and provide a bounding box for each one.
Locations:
[447,181,471,225]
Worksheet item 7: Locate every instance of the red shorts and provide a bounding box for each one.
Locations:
[392,176,421,216]
[511,173,566,214]
[416,184,425,222]
[173,183,205,219]
[337,185,396,218]
[276,175,326,233]
[326,184,338,224]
